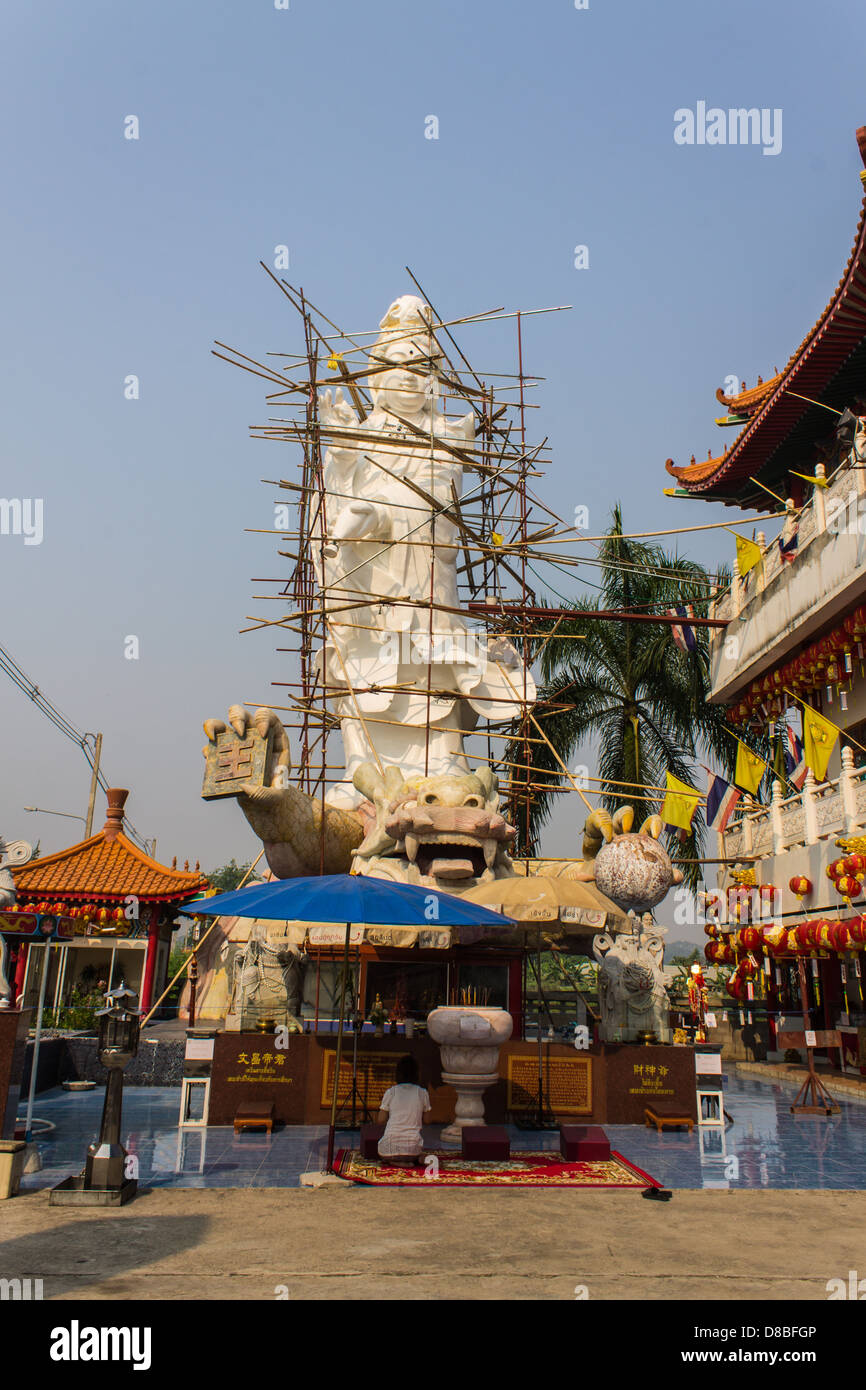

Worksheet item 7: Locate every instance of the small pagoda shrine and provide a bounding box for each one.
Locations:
[8,789,207,1013]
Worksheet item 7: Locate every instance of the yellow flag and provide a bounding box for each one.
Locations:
[734,534,762,577]
[734,740,766,794]
[803,706,839,781]
[661,772,700,833]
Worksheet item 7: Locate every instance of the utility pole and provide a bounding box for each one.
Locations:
[84,733,103,838]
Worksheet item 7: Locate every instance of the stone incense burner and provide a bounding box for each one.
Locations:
[426,1005,513,1144]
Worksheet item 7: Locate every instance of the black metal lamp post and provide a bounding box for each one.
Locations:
[84,987,141,1189]
[50,986,142,1206]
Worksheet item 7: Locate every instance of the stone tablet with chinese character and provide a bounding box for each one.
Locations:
[202,725,274,800]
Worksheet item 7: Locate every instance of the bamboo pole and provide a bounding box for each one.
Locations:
[140,851,265,1027]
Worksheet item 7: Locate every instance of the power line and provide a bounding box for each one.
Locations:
[0,643,152,853]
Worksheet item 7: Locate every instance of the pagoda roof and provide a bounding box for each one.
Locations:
[666,125,866,507]
[714,372,783,418]
[14,789,208,906]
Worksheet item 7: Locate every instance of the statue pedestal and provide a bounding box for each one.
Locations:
[427,1006,513,1144]
[0,1009,31,1139]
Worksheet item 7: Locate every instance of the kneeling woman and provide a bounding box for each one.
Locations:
[377,1055,433,1166]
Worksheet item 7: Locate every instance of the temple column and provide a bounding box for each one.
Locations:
[13,943,28,1007]
[140,914,160,1012]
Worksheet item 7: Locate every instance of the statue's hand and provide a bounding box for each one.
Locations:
[203,705,291,791]
[318,387,359,435]
[202,705,363,877]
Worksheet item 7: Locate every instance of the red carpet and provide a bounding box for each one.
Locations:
[335,1148,660,1188]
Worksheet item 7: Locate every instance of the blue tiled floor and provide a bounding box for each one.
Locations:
[17,1072,866,1191]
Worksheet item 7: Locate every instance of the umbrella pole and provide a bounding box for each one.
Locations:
[536,947,545,1129]
[326,922,352,1173]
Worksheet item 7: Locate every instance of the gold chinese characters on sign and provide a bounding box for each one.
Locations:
[629,1061,674,1098]
[506,1055,592,1116]
[226,1049,293,1085]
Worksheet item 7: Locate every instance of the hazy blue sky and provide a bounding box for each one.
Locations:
[2,0,865,886]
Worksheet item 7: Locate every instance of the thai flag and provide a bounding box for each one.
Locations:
[706,772,741,833]
[669,605,697,653]
[779,526,799,565]
[785,725,808,790]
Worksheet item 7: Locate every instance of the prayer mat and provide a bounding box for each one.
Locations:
[334,1148,660,1188]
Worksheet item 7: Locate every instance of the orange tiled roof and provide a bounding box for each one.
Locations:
[13,788,208,905]
[666,447,730,485]
[14,833,207,903]
[715,372,783,416]
[666,126,866,503]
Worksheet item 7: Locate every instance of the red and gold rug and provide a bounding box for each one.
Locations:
[335,1149,660,1188]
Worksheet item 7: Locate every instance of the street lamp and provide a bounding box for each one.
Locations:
[50,986,141,1207]
[24,807,86,824]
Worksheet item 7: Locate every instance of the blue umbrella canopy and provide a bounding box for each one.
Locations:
[184,873,514,928]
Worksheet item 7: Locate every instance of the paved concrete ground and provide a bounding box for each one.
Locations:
[1,1186,862,1300]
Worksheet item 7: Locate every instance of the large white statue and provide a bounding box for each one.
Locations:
[314,294,534,806]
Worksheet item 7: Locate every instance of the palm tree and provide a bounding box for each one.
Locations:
[506,504,739,887]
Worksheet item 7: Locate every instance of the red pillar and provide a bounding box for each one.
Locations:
[13,943,28,1007]
[140,919,160,1012]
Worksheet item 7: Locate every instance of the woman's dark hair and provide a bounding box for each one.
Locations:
[395,1054,419,1085]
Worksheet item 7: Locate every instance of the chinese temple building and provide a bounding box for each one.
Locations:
[665,124,866,1070]
[9,788,207,1014]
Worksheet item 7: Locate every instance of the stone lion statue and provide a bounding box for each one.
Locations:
[592,927,669,1042]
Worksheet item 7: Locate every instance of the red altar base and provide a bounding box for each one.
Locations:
[335,1147,660,1188]
[206,1032,699,1127]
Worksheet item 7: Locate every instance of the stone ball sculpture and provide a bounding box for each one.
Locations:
[593,832,678,914]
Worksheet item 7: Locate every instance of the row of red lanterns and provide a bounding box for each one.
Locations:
[705,916,866,966]
[12,900,127,926]
[730,606,866,724]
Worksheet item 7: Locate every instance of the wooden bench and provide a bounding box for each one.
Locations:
[233,1101,275,1135]
[644,1102,693,1134]
[560,1124,610,1161]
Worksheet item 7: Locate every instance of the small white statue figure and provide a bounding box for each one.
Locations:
[0,837,34,1007]
[592,926,670,1043]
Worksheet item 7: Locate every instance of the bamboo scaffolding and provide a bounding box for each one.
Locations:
[218,273,718,850]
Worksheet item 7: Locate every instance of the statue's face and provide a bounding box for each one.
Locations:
[371,336,434,416]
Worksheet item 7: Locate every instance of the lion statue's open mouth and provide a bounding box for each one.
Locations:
[351,767,517,888]
[384,801,515,883]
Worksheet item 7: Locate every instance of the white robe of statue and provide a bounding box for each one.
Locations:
[313,295,535,806]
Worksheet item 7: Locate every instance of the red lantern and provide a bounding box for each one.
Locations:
[789,874,812,899]
[848,917,866,946]
[737,925,761,952]
[762,923,788,955]
[844,854,866,879]
[829,921,853,952]
[828,859,847,881]
[796,921,820,950]
[835,875,863,900]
